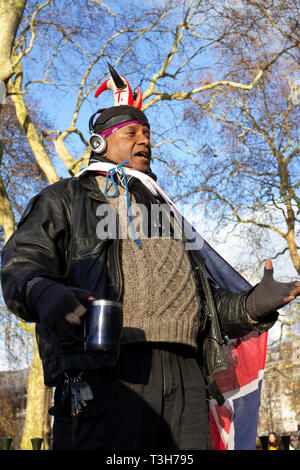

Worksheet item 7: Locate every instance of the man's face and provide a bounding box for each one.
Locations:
[105,122,151,173]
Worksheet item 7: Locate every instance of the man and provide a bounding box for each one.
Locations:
[1,65,299,450]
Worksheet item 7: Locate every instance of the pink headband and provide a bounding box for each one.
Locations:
[100,120,140,139]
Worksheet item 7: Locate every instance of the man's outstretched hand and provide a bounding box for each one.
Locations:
[246,258,300,321]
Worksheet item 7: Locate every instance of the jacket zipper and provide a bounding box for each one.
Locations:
[115,218,123,302]
[203,336,213,377]
[88,174,122,302]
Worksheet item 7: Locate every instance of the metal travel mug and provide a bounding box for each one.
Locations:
[84,299,123,353]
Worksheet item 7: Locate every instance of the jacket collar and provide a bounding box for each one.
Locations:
[78,171,107,202]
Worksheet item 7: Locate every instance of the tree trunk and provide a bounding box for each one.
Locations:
[0,0,27,82]
[0,141,16,240]
[8,61,59,184]
[20,334,52,450]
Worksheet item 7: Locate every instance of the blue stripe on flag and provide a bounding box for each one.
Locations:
[233,380,263,450]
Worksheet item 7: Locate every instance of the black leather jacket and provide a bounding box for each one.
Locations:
[1,172,277,396]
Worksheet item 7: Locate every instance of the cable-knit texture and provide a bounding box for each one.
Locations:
[95,174,201,350]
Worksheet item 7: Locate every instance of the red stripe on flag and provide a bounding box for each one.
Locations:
[209,409,227,450]
[213,331,268,393]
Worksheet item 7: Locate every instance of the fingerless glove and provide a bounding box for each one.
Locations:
[27,278,92,336]
[246,266,296,321]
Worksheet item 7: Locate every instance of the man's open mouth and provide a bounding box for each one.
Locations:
[135,151,150,159]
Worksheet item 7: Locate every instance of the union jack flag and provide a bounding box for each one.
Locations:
[209,330,268,450]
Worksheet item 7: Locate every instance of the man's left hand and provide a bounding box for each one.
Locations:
[246,258,300,321]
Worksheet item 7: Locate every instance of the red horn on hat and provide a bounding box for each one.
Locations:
[94,63,142,109]
[94,79,109,98]
[133,88,142,109]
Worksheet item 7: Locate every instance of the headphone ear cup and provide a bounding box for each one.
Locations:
[89,133,107,154]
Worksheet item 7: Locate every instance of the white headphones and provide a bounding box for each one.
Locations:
[88,110,107,154]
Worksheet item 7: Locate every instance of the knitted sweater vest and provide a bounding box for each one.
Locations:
[95,174,201,350]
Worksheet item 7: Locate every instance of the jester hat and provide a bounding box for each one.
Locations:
[92,63,149,136]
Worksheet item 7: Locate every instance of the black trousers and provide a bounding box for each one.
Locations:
[52,343,211,450]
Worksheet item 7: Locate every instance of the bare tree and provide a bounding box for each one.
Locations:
[177,0,299,271]
[171,0,300,343]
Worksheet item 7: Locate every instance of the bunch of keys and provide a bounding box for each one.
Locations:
[61,372,94,416]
